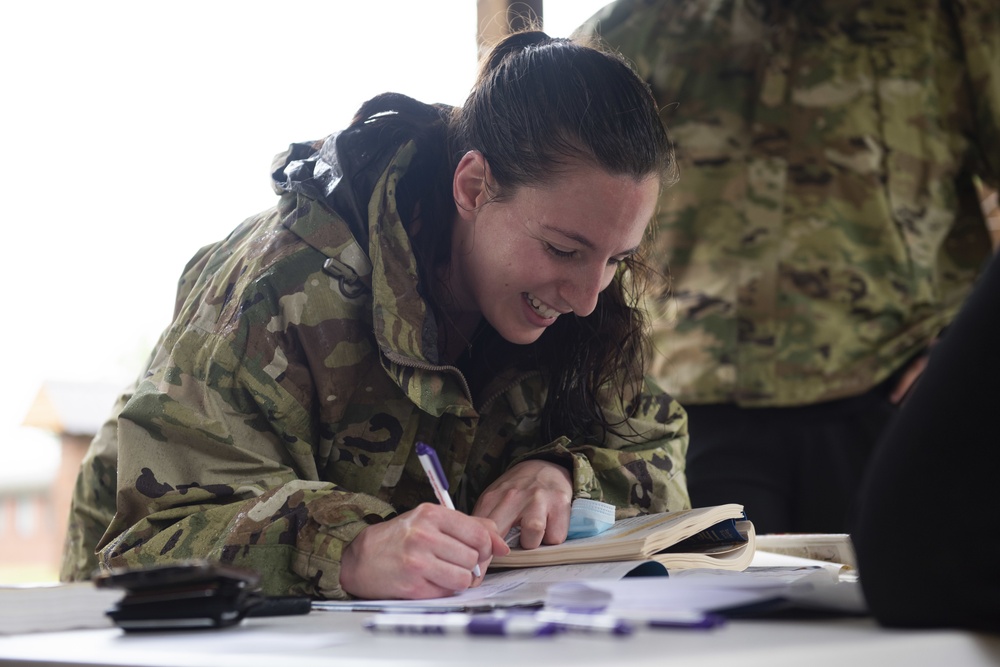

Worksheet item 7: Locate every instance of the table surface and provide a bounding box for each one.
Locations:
[1,609,998,667]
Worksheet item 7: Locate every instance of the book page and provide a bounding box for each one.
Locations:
[493,505,746,567]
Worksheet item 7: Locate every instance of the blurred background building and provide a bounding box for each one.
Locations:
[1,382,119,582]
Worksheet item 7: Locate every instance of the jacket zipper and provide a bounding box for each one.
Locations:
[380,348,474,405]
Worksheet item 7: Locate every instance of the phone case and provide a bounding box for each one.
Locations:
[95,560,266,631]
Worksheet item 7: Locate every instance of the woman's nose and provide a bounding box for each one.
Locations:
[561,263,615,317]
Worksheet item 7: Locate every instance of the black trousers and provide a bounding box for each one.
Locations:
[684,382,898,535]
[853,255,1000,632]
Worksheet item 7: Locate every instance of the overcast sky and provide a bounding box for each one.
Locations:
[0,1,613,472]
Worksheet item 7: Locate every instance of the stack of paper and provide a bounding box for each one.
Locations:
[754,533,857,570]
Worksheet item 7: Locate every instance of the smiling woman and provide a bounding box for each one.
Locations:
[2,0,630,587]
[56,25,690,602]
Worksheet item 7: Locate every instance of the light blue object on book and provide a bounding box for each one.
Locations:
[566,498,616,540]
[502,498,617,547]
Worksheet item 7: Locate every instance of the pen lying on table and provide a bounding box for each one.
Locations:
[363,610,724,637]
[364,613,558,637]
[536,610,724,631]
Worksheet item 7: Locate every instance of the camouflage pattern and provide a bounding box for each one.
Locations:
[59,387,131,581]
[60,102,690,598]
[580,0,999,406]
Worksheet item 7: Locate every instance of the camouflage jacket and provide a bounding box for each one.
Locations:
[581,0,999,406]
[61,99,690,597]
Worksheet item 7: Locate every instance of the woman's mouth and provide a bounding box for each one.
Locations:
[525,292,560,319]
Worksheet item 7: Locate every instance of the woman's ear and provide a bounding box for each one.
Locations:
[453,150,488,221]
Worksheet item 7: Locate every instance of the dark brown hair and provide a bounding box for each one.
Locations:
[456,31,674,190]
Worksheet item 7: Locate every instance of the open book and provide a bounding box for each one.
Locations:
[492,504,755,571]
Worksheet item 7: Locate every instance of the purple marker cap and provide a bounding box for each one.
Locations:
[415,441,449,491]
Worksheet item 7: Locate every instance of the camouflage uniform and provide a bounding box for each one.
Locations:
[60,100,690,598]
[579,0,998,533]
[582,0,998,406]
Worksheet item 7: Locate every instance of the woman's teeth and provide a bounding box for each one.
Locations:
[526,293,560,319]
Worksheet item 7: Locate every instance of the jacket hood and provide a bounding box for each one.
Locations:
[269,95,458,372]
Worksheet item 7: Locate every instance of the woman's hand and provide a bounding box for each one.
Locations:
[339,503,508,600]
[472,460,573,550]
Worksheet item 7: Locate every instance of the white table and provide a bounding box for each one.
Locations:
[0,610,997,667]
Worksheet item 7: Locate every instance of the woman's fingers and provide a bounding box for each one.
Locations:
[473,460,573,549]
[340,504,506,599]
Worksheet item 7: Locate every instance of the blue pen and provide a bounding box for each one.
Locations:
[415,441,482,577]
[364,613,558,637]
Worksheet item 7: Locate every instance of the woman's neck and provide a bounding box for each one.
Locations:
[432,263,482,365]
[439,310,482,365]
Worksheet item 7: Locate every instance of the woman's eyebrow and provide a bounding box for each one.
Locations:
[541,223,640,256]
[540,223,595,249]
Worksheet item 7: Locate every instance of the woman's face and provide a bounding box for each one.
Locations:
[449,152,660,346]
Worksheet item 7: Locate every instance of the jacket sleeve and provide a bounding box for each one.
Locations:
[509,376,691,517]
[98,307,397,601]
[59,386,133,582]
[62,244,220,583]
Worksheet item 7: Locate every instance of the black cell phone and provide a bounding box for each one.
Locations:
[93,560,309,631]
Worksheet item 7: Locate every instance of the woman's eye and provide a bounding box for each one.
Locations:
[545,243,576,259]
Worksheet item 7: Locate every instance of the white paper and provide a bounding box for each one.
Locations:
[311,560,656,612]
